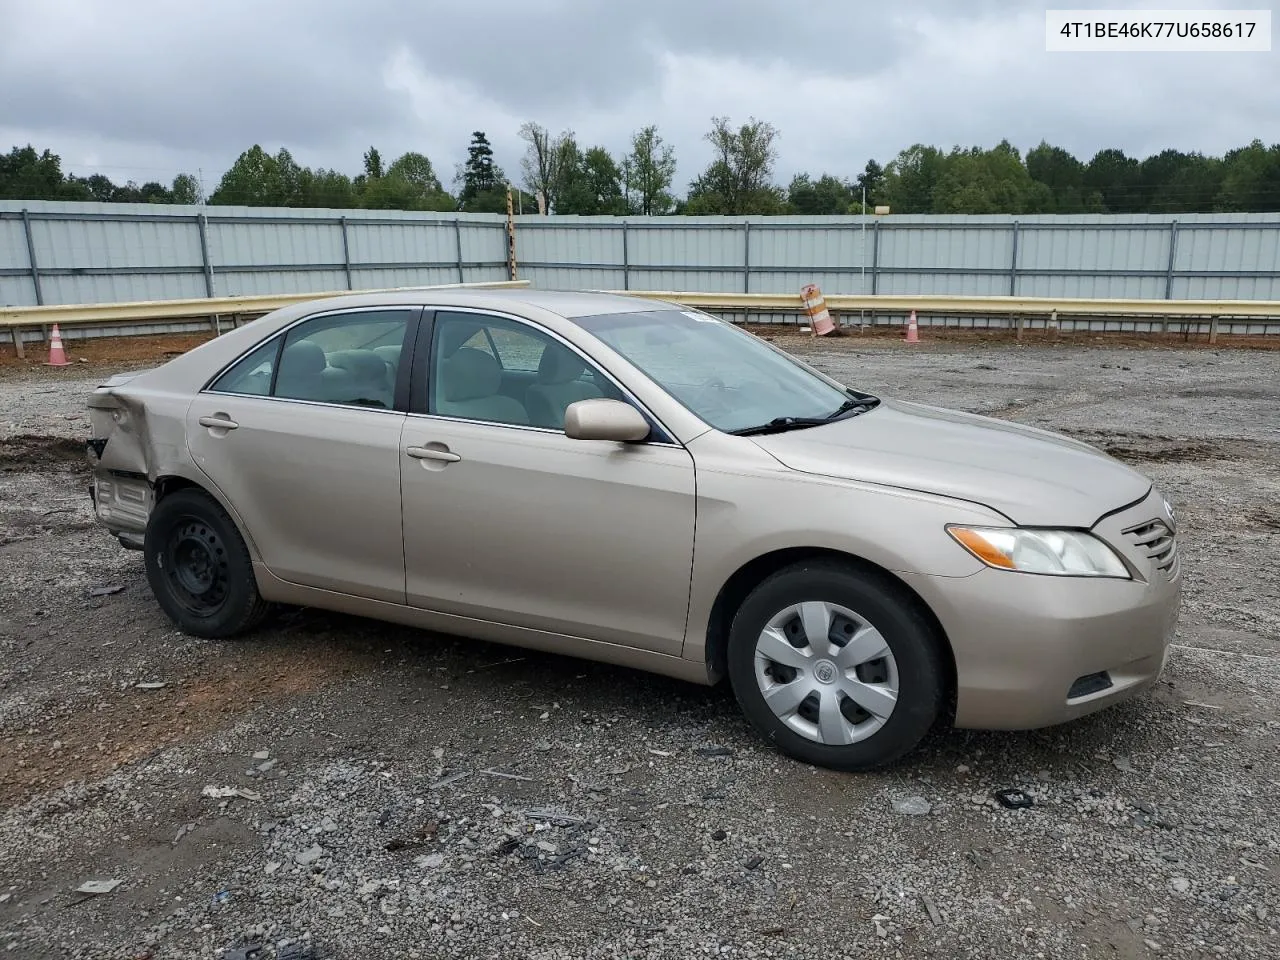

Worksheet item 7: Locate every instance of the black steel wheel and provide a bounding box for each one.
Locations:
[143,488,271,638]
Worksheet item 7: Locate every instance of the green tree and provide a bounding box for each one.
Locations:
[1218,140,1280,212]
[300,168,356,208]
[580,147,626,215]
[1083,148,1142,213]
[0,145,89,200]
[931,141,1052,214]
[554,143,626,215]
[881,144,947,213]
[519,121,574,213]
[460,131,499,200]
[1159,153,1225,212]
[621,125,676,215]
[363,147,384,181]
[171,173,201,204]
[686,116,784,215]
[1026,142,1094,212]
[551,135,590,214]
[210,145,303,206]
[855,160,884,209]
[386,152,443,194]
[80,173,118,202]
[787,173,855,214]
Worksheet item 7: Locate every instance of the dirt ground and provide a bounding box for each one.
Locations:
[0,331,1277,960]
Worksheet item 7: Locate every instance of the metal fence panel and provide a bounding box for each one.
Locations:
[40,271,207,305]
[4,202,1280,311]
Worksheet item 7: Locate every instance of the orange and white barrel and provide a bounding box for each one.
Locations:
[800,283,836,336]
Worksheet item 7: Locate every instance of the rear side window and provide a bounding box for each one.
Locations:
[209,340,277,396]
[209,308,413,409]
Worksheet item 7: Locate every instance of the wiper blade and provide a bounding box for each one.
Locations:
[729,396,879,436]
[729,416,830,436]
[825,396,878,419]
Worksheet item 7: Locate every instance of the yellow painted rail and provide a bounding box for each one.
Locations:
[609,290,1280,319]
[2,284,1278,358]
[0,280,530,328]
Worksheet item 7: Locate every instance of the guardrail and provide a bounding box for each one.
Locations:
[0,280,530,358]
[608,290,1280,318]
[2,285,1278,357]
[605,291,1280,343]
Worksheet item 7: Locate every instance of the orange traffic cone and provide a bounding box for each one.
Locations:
[46,323,71,366]
[905,310,920,344]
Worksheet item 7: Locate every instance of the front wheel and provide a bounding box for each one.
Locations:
[727,560,945,771]
[143,488,271,638]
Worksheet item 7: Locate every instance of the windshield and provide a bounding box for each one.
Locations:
[570,308,866,433]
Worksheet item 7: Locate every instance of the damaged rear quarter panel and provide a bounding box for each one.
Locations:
[86,381,258,554]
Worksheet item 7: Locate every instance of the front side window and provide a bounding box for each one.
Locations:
[209,308,412,410]
[569,309,860,433]
[430,311,626,430]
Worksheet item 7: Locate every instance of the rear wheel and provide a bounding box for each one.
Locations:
[727,560,945,771]
[143,488,270,638]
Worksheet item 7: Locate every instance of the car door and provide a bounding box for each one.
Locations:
[399,308,697,656]
[187,306,419,604]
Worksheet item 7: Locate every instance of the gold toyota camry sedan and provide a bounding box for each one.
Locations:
[86,289,1182,770]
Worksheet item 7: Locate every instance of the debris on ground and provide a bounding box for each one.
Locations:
[993,788,1035,810]
[892,795,932,815]
[201,785,263,802]
[73,879,122,895]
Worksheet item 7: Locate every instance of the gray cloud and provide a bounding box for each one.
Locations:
[2,0,1277,192]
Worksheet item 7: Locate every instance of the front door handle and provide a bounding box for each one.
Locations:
[198,414,239,430]
[406,445,461,463]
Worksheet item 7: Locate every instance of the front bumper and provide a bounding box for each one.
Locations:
[900,490,1183,730]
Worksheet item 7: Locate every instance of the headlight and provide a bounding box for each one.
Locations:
[947,525,1129,578]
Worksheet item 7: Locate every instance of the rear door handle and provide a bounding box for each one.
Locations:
[198,415,239,430]
[406,445,461,463]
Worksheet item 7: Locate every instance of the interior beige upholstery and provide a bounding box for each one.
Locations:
[525,342,602,428]
[435,343,528,424]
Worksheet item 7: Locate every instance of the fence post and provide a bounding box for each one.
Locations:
[1162,219,1179,334]
[870,219,881,295]
[742,221,751,294]
[453,218,465,284]
[196,213,215,298]
[622,220,630,291]
[1009,221,1020,296]
[21,209,44,306]
[340,217,354,290]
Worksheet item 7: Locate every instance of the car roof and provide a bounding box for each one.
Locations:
[292,287,677,318]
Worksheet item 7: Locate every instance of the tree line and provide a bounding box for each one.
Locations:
[4,118,1280,214]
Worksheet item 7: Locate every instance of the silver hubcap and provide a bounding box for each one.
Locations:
[753,601,899,746]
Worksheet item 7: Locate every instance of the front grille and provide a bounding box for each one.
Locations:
[1124,518,1179,579]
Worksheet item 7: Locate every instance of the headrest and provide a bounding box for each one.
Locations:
[441,347,501,402]
[374,345,402,367]
[537,342,586,385]
[279,339,326,376]
[327,349,387,380]
[438,321,484,358]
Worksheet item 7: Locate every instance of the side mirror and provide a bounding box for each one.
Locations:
[564,398,651,443]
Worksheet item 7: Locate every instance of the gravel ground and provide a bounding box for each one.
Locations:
[1,335,1278,960]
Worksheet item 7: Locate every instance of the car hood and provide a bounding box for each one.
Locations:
[749,398,1151,527]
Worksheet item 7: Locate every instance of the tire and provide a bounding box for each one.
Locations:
[143,488,271,639]
[726,560,945,771]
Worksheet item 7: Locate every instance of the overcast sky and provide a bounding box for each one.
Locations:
[2,0,1278,194]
